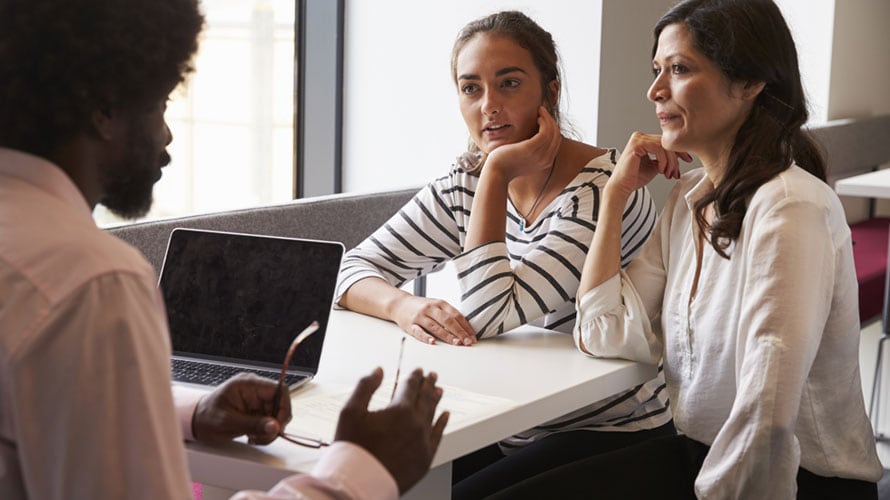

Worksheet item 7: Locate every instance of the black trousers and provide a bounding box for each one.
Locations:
[452,422,677,500]
[486,434,878,500]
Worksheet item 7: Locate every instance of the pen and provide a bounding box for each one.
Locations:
[390,336,406,402]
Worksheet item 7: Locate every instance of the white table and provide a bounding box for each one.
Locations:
[835,169,890,440]
[835,169,890,199]
[186,309,657,499]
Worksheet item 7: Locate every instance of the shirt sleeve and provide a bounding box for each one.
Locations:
[573,191,669,363]
[694,199,835,499]
[10,271,193,499]
[455,185,657,338]
[335,182,461,302]
[230,441,398,500]
[173,385,207,441]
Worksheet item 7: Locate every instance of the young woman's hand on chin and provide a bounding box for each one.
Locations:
[482,106,563,183]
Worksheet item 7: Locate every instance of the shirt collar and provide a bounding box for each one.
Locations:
[0,147,94,221]
[684,171,716,211]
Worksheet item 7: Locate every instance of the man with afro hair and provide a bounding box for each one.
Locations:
[0,0,447,498]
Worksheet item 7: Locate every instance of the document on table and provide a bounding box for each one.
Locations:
[285,382,518,442]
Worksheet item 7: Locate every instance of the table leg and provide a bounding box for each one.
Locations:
[403,462,452,500]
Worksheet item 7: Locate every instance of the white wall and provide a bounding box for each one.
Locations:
[339,0,890,300]
[341,0,602,193]
[828,0,890,120]
[778,0,890,220]
[773,0,890,121]
[341,0,890,215]
[596,0,681,209]
[774,0,836,123]
[831,0,890,218]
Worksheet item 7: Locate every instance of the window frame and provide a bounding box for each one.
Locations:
[295,0,344,197]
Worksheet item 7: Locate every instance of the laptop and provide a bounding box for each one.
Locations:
[158,228,344,390]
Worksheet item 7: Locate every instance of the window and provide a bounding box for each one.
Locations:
[95,0,297,226]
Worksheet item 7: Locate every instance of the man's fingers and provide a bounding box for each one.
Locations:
[344,367,384,412]
[429,411,449,452]
[226,372,279,405]
[418,379,444,419]
[393,368,424,405]
[247,417,281,445]
[276,389,293,425]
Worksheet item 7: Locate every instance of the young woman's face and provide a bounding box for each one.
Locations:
[648,23,754,167]
[455,33,549,154]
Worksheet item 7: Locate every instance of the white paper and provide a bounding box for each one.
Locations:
[285,381,518,442]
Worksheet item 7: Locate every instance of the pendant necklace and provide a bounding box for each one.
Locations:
[513,158,557,232]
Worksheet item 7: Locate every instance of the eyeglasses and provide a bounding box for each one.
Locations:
[273,320,331,448]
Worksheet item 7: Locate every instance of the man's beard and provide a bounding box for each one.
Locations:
[99,123,169,220]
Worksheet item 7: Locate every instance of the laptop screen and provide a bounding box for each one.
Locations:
[159,228,344,372]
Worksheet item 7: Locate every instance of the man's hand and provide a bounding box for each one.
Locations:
[335,367,450,494]
[193,373,293,445]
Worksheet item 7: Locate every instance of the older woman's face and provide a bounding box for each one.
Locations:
[455,33,547,154]
[648,23,754,168]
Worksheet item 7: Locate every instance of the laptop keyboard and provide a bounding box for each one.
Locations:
[172,358,307,387]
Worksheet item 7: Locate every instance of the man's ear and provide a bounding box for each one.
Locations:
[90,107,118,141]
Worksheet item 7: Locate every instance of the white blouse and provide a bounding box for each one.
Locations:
[575,166,882,498]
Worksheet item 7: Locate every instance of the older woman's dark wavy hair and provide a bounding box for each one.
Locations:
[0,0,204,157]
[655,0,826,258]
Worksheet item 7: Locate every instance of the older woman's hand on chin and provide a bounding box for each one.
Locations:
[607,132,691,199]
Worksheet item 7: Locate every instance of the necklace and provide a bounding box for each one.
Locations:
[512,158,557,232]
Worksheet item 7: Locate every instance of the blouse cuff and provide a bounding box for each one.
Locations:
[576,273,623,325]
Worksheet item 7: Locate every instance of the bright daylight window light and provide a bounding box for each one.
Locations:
[96,0,295,227]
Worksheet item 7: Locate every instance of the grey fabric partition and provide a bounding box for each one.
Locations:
[808,114,890,185]
[107,187,420,274]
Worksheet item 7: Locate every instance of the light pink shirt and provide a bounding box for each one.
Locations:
[0,148,397,500]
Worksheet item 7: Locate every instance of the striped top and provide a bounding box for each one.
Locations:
[336,149,672,444]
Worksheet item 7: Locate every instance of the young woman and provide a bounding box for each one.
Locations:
[493,0,883,498]
[336,11,674,498]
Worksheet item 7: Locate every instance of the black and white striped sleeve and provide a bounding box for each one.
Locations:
[335,179,462,301]
[452,182,657,339]
[619,186,657,267]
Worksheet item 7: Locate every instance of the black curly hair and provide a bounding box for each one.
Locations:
[0,0,204,157]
